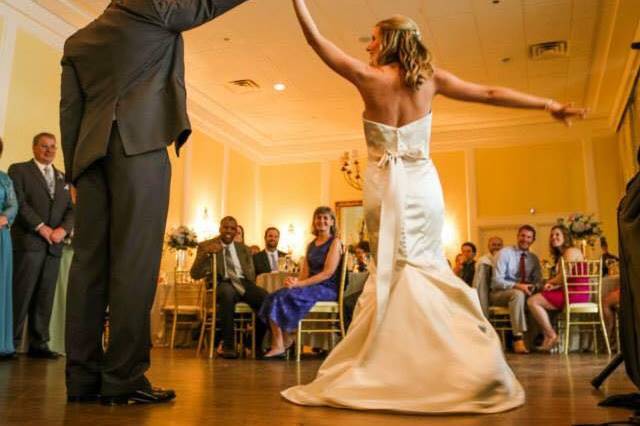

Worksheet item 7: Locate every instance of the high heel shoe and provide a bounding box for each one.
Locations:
[535,335,559,353]
[262,341,295,360]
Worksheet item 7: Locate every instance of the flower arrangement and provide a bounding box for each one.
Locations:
[166,226,198,251]
[556,213,602,246]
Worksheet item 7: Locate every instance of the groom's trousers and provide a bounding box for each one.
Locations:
[66,123,171,396]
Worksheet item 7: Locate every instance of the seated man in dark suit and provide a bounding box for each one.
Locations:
[253,227,287,276]
[191,216,267,359]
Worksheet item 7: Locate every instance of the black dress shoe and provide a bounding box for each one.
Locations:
[27,348,61,359]
[67,394,100,403]
[219,348,238,359]
[0,352,16,361]
[101,387,176,405]
[261,351,287,360]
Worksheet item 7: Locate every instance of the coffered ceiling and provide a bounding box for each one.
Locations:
[7,0,640,162]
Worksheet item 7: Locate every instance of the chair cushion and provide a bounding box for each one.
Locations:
[567,302,598,313]
[488,306,510,315]
[234,303,253,313]
[163,305,200,314]
[310,301,339,313]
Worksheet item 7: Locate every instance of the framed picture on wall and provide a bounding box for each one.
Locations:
[335,200,368,249]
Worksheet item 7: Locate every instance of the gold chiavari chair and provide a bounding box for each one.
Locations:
[559,259,611,355]
[295,249,349,362]
[163,270,203,349]
[480,265,513,350]
[196,253,256,359]
[488,306,513,351]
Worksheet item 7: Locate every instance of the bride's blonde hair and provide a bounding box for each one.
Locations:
[375,15,434,91]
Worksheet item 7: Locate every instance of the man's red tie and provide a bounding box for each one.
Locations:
[519,252,527,283]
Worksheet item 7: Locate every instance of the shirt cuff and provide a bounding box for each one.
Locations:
[35,223,44,232]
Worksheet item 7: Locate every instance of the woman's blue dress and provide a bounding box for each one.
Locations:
[0,172,17,355]
[259,236,338,332]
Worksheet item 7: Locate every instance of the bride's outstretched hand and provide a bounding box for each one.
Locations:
[548,102,588,127]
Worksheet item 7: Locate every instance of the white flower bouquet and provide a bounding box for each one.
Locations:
[166,225,198,251]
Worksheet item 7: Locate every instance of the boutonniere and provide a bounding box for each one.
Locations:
[56,171,64,181]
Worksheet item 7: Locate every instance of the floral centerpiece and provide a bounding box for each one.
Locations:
[167,226,198,270]
[556,213,602,247]
[167,226,198,251]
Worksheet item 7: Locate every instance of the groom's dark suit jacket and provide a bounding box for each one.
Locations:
[60,0,249,182]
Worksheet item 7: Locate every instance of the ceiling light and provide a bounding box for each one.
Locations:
[274,83,286,92]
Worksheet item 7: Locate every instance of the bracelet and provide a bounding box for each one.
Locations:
[544,99,555,112]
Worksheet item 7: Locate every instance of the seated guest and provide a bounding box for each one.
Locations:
[352,240,370,273]
[600,236,619,277]
[253,227,286,276]
[452,253,464,273]
[259,206,342,359]
[457,242,477,286]
[527,225,588,352]
[190,216,267,359]
[473,237,504,319]
[477,236,504,267]
[0,137,18,359]
[235,224,245,244]
[491,225,542,354]
[344,240,371,330]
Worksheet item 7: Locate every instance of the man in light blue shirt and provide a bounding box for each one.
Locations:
[491,225,542,354]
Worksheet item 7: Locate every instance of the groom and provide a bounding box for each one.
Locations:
[61,0,249,405]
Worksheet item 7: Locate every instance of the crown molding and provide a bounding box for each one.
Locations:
[0,0,74,49]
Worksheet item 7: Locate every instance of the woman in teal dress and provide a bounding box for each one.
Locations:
[0,137,18,358]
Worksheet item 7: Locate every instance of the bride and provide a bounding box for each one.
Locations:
[284,0,587,414]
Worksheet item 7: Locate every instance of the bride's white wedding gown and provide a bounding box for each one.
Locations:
[282,113,525,414]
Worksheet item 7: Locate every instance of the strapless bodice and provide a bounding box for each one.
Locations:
[363,113,432,163]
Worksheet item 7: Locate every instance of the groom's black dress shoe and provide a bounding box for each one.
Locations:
[67,394,100,403]
[27,348,61,359]
[100,387,176,405]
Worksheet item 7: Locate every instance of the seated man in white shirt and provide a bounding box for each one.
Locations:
[491,225,542,354]
[191,216,267,359]
[477,236,504,267]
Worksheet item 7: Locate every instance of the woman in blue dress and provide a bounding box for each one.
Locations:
[260,206,342,359]
[0,137,18,359]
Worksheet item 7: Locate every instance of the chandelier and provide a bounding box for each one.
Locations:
[340,150,363,191]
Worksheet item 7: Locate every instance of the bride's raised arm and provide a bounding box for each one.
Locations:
[434,68,587,126]
[292,0,371,85]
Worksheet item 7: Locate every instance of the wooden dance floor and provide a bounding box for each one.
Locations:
[0,349,636,425]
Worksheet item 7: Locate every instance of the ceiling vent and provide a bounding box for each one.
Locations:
[529,41,568,60]
[225,79,261,94]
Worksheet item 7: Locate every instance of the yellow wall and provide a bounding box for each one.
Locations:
[593,134,625,253]
[260,162,321,257]
[432,151,468,258]
[1,29,62,171]
[475,141,587,217]
[184,129,225,237]
[227,148,257,245]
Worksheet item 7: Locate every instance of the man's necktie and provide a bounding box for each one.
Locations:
[269,252,278,271]
[519,252,527,283]
[224,245,245,295]
[44,166,55,198]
